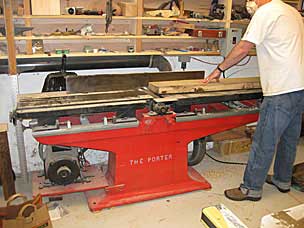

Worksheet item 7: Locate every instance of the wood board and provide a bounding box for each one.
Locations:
[0,124,16,200]
[17,90,151,111]
[31,0,61,15]
[148,77,261,95]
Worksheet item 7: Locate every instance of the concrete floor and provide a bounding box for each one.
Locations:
[1,137,304,228]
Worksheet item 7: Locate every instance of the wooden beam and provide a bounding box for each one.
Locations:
[224,0,232,28]
[0,123,16,200]
[148,77,261,95]
[3,0,17,75]
[178,0,185,18]
[23,0,33,55]
[136,0,143,52]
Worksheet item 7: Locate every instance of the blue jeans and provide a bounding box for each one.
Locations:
[240,90,304,198]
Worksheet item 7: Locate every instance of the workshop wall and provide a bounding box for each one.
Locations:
[0,56,259,172]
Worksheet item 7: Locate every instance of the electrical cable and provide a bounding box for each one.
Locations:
[206,151,248,166]
[191,56,224,65]
[236,56,252,66]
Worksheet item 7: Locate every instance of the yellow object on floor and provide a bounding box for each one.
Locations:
[201,204,248,228]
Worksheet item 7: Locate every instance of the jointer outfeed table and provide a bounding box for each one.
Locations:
[13,71,262,212]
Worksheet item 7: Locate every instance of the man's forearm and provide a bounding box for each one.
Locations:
[219,40,254,70]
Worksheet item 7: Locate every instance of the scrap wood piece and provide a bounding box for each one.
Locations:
[148,77,261,95]
[17,90,149,109]
[0,124,16,200]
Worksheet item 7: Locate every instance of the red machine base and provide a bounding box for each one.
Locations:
[85,167,210,211]
[34,109,259,212]
[32,165,210,212]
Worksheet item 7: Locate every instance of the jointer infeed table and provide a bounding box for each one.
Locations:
[13,71,262,212]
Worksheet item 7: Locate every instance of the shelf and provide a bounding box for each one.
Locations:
[9,15,226,23]
[0,51,221,60]
[140,17,226,23]
[14,15,137,20]
[14,35,199,41]
[163,50,220,56]
[231,20,250,25]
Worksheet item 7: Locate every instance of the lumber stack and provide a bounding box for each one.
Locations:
[148,77,261,95]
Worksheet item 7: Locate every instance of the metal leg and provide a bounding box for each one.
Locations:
[16,120,29,183]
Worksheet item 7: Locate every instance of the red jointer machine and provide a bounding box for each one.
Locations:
[13,71,261,212]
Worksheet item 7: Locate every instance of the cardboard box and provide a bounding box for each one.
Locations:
[118,2,137,16]
[31,0,61,15]
[214,137,252,155]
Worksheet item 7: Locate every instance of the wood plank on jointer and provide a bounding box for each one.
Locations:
[16,100,148,115]
[154,89,262,103]
[17,88,151,109]
[148,77,261,95]
[18,94,152,110]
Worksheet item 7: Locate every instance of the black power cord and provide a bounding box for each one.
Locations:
[236,56,252,66]
[206,151,248,166]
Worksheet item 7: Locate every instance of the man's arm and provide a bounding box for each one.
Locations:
[202,40,255,83]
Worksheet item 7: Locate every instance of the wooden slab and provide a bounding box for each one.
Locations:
[15,89,153,119]
[148,77,261,95]
[154,89,262,103]
[16,100,148,117]
[17,90,149,110]
[31,0,61,15]
[66,71,205,93]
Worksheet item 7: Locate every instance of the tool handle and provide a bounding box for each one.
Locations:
[61,54,67,73]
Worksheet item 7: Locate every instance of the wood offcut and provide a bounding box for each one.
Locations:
[16,90,152,117]
[0,123,16,200]
[148,77,261,95]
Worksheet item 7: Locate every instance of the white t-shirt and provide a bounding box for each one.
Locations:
[242,0,304,96]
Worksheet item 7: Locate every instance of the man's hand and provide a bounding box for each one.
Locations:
[202,40,254,84]
[202,68,221,84]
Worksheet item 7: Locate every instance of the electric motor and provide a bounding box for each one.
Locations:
[43,146,81,185]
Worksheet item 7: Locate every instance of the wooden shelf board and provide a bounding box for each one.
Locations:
[14,15,137,20]
[9,15,226,23]
[14,35,197,41]
[140,17,226,23]
[231,20,250,25]
[0,51,161,59]
[164,51,220,56]
[0,51,221,59]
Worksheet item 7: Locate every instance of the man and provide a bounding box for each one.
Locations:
[203,0,304,201]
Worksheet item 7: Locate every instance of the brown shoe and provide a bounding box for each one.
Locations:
[265,175,290,193]
[224,187,261,201]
